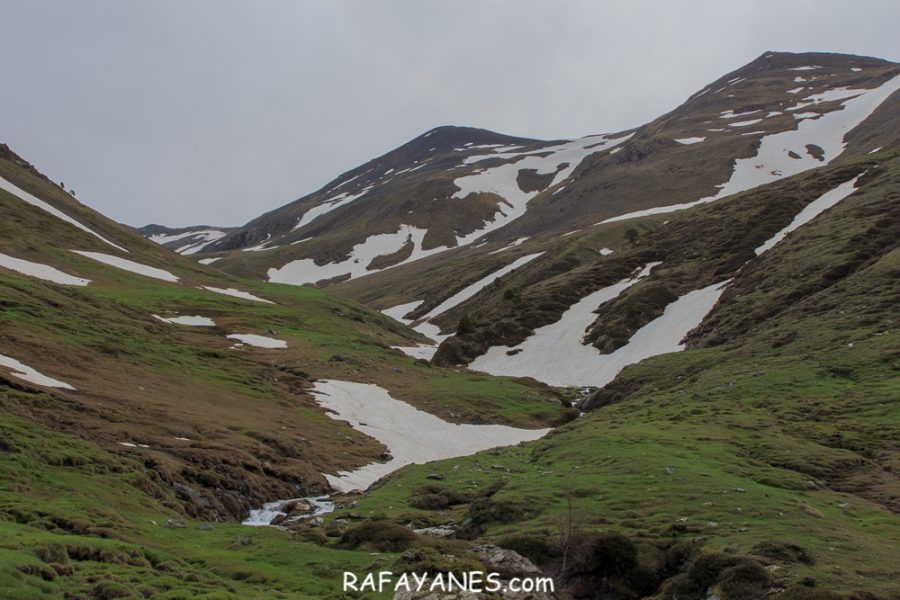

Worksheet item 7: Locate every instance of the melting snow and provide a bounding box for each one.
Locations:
[728,118,763,127]
[488,237,530,254]
[421,253,542,320]
[269,225,447,285]
[675,137,706,145]
[72,251,179,282]
[227,334,287,348]
[293,186,373,231]
[755,175,862,255]
[242,234,275,252]
[787,87,805,94]
[0,252,90,286]
[0,175,127,252]
[149,229,227,255]
[600,75,900,224]
[471,268,728,388]
[450,133,633,246]
[383,255,542,360]
[201,286,274,304]
[720,109,761,119]
[310,379,549,492]
[152,314,216,327]
[0,353,75,389]
[380,300,424,324]
[198,257,221,265]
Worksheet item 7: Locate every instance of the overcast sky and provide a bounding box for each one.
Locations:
[2,0,898,227]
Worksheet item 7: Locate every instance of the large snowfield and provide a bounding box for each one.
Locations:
[471,267,728,388]
[309,380,550,492]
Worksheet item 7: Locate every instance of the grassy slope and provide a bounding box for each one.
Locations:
[325,150,900,596]
[0,411,391,599]
[0,148,566,596]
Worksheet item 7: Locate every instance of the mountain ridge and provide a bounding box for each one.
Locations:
[145,52,898,288]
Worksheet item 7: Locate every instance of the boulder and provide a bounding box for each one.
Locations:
[468,544,542,579]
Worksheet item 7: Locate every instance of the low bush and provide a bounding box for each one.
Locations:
[338,519,417,552]
[408,484,472,510]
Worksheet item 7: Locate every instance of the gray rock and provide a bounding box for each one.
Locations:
[413,525,456,538]
[164,519,186,529]
[468,544,542,579]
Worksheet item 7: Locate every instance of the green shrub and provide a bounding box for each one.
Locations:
[339,519,417,552]
[717,561,771,599]
[751,540,815,565]
[394,545,484,576]
[496,534,555,566]
[408,484,472,510]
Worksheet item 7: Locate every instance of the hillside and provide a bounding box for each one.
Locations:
[138,224,235,256]
[325,148,900,598]
[146,52,899,295]
[4,50,899,599]
[0,144,568,597]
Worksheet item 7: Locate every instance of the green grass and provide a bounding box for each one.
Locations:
[323,155,900,596]
[0,411,390,599]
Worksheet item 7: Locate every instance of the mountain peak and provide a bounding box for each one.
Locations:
[410,125,546,150]
[739,50,893,74]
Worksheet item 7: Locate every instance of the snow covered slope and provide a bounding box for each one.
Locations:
[139,224,233,255]
[187,52,898,294]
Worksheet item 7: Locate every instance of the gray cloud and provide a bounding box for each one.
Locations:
[1,0,898,226]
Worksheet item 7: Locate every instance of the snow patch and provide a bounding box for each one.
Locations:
[675,137,706,145]
[150,229,227,255]
[268,225,447,286]
[380,300,424,324]
[600,75,900,224]
[720,109,761,119]
[755,175,862,255]
[72,251,179,282]
[0,252,90,286]
[310,380,549,491]
[471,268,727,388]
[293,186,373,231]
[422,253,542,320]
[152,314,216,327]
[728,118,763,127]
[201,286,274,304]
[488,237,529,254]
[450,133,633,246]
[227,334,287,349]
[0,353,75,389]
